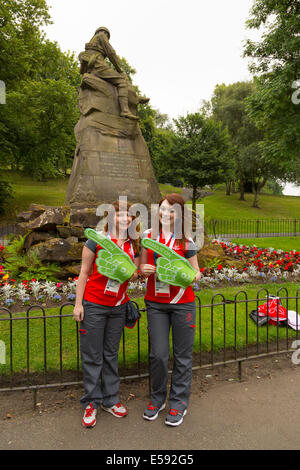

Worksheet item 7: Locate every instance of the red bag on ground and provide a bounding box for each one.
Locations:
[258,298,287,325]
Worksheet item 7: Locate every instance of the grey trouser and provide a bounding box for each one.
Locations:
[145,300,196,411]
[79,299,126,409]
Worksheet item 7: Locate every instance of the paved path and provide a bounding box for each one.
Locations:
[1,356,300,450]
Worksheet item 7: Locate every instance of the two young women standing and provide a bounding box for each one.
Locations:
[73,194,200,428]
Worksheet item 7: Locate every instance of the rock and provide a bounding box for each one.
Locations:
[27,207,71,232]
[65,264,81,275]
[28,204,53,220]
[16,212,32,223]
[56,225,85,239]
[15,222,33,237]
[66,236,79,244]
[69,207,100,228]
[16,204,57,225]
[28,238,84,263]
[24,231,55,251]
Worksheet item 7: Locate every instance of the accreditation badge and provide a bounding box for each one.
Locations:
[154,273,170,297]
[104,278,121,297]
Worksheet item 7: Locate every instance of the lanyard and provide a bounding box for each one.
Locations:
[153,232,175,265]
[106,231,135,261]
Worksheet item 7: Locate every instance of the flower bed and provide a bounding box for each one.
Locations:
[194,239,300,289]
[1,239,300,312]
[0,278,78,313]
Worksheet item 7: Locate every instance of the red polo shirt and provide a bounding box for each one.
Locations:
[142,229,196,304]
[83,235,137,306]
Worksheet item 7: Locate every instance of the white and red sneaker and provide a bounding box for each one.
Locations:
[82,403,97,428]
[101,402,128,418]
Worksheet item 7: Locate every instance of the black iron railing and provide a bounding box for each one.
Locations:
[0,289,299,404]
[206,218,300,239]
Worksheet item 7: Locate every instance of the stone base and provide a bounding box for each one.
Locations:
[65,125,161,206]
[16,204,107,279]
[65,77,161,206]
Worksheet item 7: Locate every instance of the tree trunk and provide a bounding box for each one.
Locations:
[192,186,197,213]
[252,186,259,208]
[225,181,231,196]
[252,177,267,208]
[232,180,237,193]
[239,179,245,201]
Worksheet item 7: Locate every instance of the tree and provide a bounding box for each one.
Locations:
[3,79,80,180]
[0,0,81,180]
[211,81,263,202]
[0,181,13,215]
[172,112,234,212]
[243,0,300,185]
[0,0,52,87]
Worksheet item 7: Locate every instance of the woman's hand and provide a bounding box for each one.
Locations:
[194,270,201,282]
[129,270,138,282]
[140,264,156,277]
[73,304,84,322]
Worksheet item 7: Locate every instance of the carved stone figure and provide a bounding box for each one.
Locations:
[65,27,161,206]
[78,26,141,121]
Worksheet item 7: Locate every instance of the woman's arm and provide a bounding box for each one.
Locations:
[129,256,140,282]
[187,254,201,282]
[73,246,95,322]
[140,246,156,277]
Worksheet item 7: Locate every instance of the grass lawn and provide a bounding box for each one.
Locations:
[231,237,300,251]
[2,170,300,224]
[190,188,300,220]
[0,171,183,223]
[1,170,68,223]
[158,183,183,197]
[1,282,299,377]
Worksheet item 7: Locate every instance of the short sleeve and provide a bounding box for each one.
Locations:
[185,239,197,259]
[85,239,97,254]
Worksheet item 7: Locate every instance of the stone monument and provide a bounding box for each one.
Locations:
[65,26,161,206]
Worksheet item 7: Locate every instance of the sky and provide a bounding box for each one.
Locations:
[44,0,260,120]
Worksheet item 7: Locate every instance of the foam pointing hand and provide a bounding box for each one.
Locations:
[84,228,136,283]
[141,238,197,289]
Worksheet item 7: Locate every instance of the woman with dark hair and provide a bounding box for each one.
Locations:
[73,200,140,428]
[140,193,200,427]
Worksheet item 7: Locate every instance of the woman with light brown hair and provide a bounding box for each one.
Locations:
[140,193,200,427]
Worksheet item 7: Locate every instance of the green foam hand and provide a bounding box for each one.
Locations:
[84,228,136,283]
[141,238,198,289]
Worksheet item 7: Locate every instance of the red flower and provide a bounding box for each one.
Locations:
[217,264,223,270]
